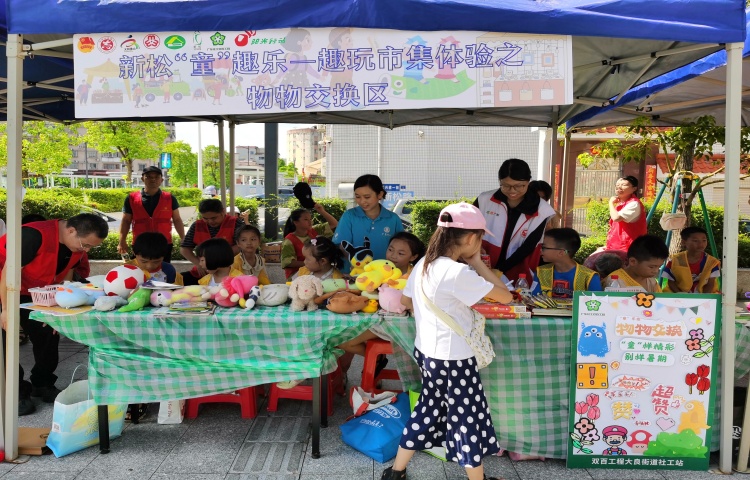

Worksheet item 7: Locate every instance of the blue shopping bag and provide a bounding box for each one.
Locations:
[340,392,410,463]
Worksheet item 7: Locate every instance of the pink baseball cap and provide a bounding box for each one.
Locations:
[437,202,494,236]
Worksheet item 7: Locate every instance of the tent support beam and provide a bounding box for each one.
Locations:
[721,41,742,475]
[575,43,720,72]
[264,123,279,240]
[24,37,73,52]
[218,120,226,208]
[4,33,23,462]
[229,121,235,213]
[613,42,678,103]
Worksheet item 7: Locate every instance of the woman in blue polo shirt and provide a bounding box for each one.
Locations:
[333,174,404,273]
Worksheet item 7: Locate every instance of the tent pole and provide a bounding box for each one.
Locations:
[265,123,279,240]
[559,132,572,227]
[4,33,23,461]
[548,108,559,185]
[229,121,236,213]
[218,120,226,208]
[721,41,742,475]
[197,123,203,191]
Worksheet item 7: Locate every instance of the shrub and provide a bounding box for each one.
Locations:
[411,200,458,245]
[0,189,82,220]
[164,188,202,207]
[234,198,260,226]
[574,235,606,264]
[88,233,185,261]
[85,188,132,212]
[285,197,349,225]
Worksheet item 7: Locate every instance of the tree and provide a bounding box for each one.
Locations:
[278,158,297,179]
[202,145,231,188]
[163,141,197,187]
[577,115,750,251]
[0,121,75,177]
[81,121,168,185]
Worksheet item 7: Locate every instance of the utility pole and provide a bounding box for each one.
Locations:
[84,142,89,188]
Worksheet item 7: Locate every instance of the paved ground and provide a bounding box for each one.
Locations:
[10,337,728,480]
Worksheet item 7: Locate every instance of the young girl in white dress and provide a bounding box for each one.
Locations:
[382,202,513,480]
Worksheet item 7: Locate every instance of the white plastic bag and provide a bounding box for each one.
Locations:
[158,400,185,424]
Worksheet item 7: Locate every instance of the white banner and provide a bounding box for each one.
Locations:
[73,29,572,118]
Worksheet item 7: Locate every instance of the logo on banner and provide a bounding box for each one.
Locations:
[77,36,95,53]
[234,31,257,47]
[164,35,185,50]
[97,36,116,53]
[143,34,160,49]
[210,32,226,46]
[120,35,139,52]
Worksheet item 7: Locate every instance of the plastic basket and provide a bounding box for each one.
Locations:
[29,286,61,307]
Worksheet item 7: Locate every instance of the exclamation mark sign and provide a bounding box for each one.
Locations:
[589,366,596,386]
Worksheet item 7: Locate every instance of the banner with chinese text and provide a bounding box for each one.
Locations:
[568,292,720,471]
[73,29,572,118]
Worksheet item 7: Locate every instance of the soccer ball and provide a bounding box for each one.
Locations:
[103,264,145,298]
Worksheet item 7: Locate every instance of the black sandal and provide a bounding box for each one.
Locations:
[374,355,389,379]
[125,403,148,423]
[380,466,406,480]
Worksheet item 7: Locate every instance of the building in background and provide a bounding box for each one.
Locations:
[235,145,265,187]
[324,124,546,208]
[66,122,176,186]
[287,125,326,174]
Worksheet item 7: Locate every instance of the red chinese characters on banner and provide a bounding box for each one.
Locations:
[644,165,657,200]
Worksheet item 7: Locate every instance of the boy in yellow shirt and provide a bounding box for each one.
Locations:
[127,232,183,285]
[605,235,668,292]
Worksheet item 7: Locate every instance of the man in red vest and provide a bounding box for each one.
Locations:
[118,166,185,262]
[0,213,108,415]
[180,199,244,285]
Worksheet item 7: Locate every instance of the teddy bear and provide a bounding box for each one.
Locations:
[289,276,324,312]
[355,259,398,293]
[341,238,373,276]
[213,275,259,308]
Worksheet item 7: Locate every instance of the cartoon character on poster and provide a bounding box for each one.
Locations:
[625,430,651,454]
[275,28,322,89]
[601,425,628,455]
[577,322,610,357]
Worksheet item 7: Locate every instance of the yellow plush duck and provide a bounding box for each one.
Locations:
[361,298,379,313]
[356,259,397,293]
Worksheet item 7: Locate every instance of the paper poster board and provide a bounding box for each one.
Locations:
[73,29,572,118]
[568,292,721,471]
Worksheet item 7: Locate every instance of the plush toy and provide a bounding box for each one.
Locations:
[150,289,175,307]
[322,278,352,293]
[94,296,128,311]
[118,288,152,312]
[103,264,145,298]
[384,268,407,290]
[356,259,397,293]
[325,291,370,314]
[241,285,261,309]
[361,298,379,313]
[256,284,290,307]
[55,286,105,308]
[214,275,259,307]
[378,284,407,314]
[170,285,212,303]
[341,238,373,276]
[289,276,323,312]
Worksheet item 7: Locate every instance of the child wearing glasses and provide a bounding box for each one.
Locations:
[531,228,602,298]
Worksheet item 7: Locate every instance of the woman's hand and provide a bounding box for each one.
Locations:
[609,196,618,205]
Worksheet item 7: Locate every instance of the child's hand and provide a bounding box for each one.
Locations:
[313,203,325,214]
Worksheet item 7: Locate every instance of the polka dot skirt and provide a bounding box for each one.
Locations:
[399,348,500,468]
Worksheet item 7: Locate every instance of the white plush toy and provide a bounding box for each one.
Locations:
[94,296,128,311]
[289,276,323,312]
[256,284,290,307]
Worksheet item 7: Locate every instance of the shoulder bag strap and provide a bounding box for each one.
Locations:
[417,264,467,336]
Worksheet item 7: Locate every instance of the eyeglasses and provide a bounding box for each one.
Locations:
[540,245,567,253]
[499,182,528,192]
[77,236,99,251]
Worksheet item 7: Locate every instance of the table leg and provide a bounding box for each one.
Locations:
[321,373,329,429]
[311,376,321,459]
[98,405,110,454]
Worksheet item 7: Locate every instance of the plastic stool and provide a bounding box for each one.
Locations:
[361,339,401,393]
[185,386,261,419]
[267,364,342,416]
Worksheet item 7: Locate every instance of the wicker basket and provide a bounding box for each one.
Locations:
[28,286,61,307]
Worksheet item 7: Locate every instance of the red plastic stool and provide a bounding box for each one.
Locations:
[267,363,342,416]
[361,339,401,393]
[185,386,262,419]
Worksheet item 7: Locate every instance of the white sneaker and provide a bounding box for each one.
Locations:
[276,379,303,390]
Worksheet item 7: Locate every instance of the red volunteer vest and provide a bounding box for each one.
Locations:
[0,220,83,295]
[284,229,318,279]
[188,216,238,278]
[129,190,173,243]
[606,196,647,252]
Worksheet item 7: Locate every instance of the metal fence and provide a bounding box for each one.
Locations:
[570,169,621,236]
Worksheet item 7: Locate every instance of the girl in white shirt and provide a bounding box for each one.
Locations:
[382,202,512,480]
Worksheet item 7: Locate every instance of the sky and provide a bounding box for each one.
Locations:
[174,122,315,159]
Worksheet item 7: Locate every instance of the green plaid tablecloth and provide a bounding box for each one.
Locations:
[31,306,378,405]
[379,316,750,459]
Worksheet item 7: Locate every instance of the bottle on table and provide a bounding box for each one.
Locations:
[609,274,623,289]
[516,274,531,295]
